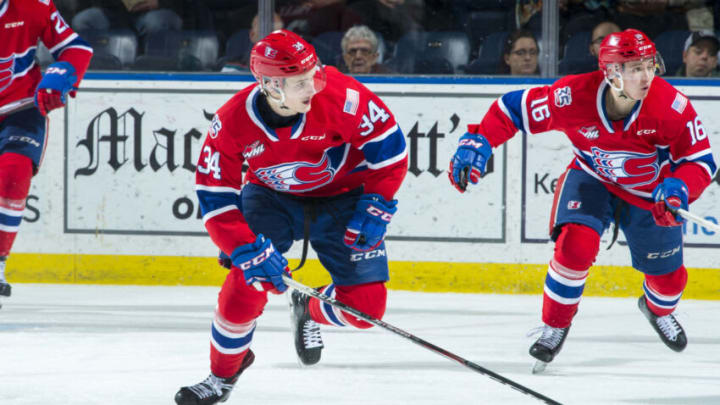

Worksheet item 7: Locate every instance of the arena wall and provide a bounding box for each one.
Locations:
[8,74,720,299]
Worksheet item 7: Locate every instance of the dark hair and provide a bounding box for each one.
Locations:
[497,29,539,74]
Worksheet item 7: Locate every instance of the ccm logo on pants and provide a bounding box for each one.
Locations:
[646,246,681,259]
[351,249,386,262]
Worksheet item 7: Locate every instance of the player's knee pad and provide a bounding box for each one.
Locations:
[645,265,687,297]
[217,270,268,324]
[335,282,387,329]
[0,152,33,203]
[554,223,601,271]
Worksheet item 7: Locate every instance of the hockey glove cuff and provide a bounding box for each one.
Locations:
[344,194,397,252]
[651,178,688,227]
[231,234,289,293]
[449,133,492,193]
[35,62,77,116]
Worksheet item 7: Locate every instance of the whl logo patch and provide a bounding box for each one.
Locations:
[243,140,265,159]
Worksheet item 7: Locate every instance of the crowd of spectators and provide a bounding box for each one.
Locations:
[51,0,720,77]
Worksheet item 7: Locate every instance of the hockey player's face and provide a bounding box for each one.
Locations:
[620,58,655,100]
[281,67,325,114]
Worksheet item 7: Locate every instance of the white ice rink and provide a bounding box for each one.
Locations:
[1,284,718,405]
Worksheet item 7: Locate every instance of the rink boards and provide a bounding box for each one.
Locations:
[8,74,720,299]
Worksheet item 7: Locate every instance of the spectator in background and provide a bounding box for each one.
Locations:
[221,12,285,73]
[277,0,346,38]
[341,0,423,48]
[499,30,539,75]
[676,31,720,77]
[613,0,687,39]
[339,25,392,74]
[589,21,621,57]
[72,0,184,36]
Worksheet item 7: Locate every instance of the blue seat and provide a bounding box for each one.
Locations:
[653,30,689,76]
[223,29,251,63]
[464,10,510,57]
[414,56,454,74]
[465,31,508,75]
[391,31,470,74]
[312,31,344,67]
[140,30,219,71]
[78,29,138,69]
[558,31,597,75]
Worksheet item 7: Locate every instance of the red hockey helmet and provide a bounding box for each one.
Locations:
[598,29,664,74]
[250,29,319,79]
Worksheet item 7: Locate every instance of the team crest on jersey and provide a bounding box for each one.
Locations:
[554,86,572,107]
[579,126,599,139]
[254,144,348,192]
[0,56,15,93]
[590,147,659,187]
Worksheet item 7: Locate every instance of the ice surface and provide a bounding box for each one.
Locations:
[1,284,719,405]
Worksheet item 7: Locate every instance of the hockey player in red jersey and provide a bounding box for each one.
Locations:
[449,29,716,371]
[0,0,93,301]
[175,29,407,404]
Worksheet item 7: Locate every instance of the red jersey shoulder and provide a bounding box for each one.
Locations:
[643,77,693,119]
[11,0,55,24]
[549,71,604,108]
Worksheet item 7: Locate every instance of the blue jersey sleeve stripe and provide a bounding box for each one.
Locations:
[361,128,406,167]
[51,36,93,60]
[499,90,525,132]
[197,189,239,217]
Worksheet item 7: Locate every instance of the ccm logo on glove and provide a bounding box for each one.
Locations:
[236,244,277,270]
[366,206,393,222]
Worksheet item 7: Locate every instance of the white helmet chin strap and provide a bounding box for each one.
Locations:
[261,76,288,107]
[604,64,624,93]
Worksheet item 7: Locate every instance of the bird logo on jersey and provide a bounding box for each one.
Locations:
[0,55,15,92]
[254,144,348,192]
[590,147,659,186]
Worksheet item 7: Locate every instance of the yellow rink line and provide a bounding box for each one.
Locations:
[6,253,720,300]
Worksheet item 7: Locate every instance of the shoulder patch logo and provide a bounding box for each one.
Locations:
[671,93,687,114]
[209,115,222,139]
[343,88,359,115]
[554,86,572,107]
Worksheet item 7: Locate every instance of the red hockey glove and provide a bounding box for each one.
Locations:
[651,178,688,227]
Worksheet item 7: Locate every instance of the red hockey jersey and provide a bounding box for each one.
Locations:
[472,71,717,209]
[195,66,408,254]
[0,0,93,108]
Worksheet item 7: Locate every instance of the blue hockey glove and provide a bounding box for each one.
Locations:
[344,194,397,252]
[448,133,493,193]
[651,178,688,227]
[231,234,289,293]
[34,61,77,116]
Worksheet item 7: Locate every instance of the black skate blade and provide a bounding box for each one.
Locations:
[532,360,549,374]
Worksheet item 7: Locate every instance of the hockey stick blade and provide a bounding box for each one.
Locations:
[283,276,563,405]
[0,97,35,116]
[672,208,720,233]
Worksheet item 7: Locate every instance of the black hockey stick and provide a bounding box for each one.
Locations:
[282,276,562,405]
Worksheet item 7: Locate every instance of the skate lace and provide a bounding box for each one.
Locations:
[528,325,565,349]
[656,314,682,341]
[302,320,323,349]
[188,375,230,399]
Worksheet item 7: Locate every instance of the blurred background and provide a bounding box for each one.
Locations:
[46,0,720,78]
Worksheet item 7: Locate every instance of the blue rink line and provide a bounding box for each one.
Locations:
[83,72,720,87]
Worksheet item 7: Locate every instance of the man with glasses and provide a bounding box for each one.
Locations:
[340,25,392,74]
